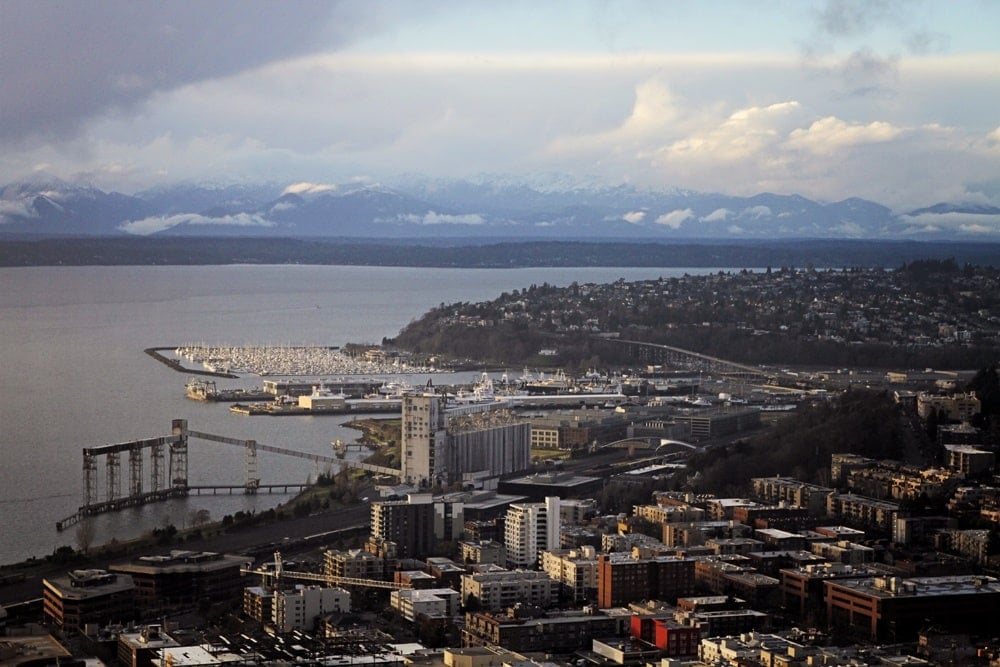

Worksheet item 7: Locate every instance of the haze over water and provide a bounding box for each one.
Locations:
[0,264,718,565]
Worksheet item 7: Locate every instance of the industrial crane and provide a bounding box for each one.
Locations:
[241,551,411,591]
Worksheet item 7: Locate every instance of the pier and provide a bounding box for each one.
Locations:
[56,419,400,530]
[185,379,271,402]
[186,484,311,495]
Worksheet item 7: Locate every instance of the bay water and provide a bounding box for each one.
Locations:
[0,264,709,565]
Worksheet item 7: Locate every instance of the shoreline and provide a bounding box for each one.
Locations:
[0,419,401,585]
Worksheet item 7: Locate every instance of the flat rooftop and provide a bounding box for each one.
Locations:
[829,575,1000,599]
[502,471,599,487]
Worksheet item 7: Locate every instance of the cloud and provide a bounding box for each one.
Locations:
[1,41,997,214]
[701,208,732,222]
[802,2,907,99]
[0,199,38,222]
[269,201,298,213]
[833,49,899,98]
[389,211,485,225]
[0,1,365,146]
[119,212,274,235]
[832,221,866,236]
[542,77,684,159]
[741,206,773,219]
[282,182,337,196]
[654,209,693,229]
[900,211,1000,235]
[663,101,803,163]
[787,116,903,153]
[622,210,647,224]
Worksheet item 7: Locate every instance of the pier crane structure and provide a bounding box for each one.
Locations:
[57,419,401,530]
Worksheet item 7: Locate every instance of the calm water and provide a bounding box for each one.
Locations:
[0,264,711,565]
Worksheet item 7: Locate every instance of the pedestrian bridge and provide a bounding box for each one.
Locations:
[601,437,698,452]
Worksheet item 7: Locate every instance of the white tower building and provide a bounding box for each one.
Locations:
[504,496,561,569]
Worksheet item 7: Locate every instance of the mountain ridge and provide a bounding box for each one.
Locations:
[1,176,998,240]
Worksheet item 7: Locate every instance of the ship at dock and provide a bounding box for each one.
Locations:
[185,379,271,402]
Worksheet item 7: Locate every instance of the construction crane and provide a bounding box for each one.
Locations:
[241,551,411,591]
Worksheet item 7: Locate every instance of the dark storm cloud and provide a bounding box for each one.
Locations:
[803,1,911,99]
[815,0,898,37]
[905,29,950,55]
[0,1,353,145]
[835,48,898,98]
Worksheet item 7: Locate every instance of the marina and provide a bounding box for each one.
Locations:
[173,344,438,377]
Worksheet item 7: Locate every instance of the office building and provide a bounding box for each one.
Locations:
[597,553,696,608]
[109,550,246,609]
[42,569,136,634]
[461,569,559,611]
[117,625,179,667]
[752,477,835,515]
[825,575,1000,642]
[391,588,461,622]
[369,493,438,559]
[541,546,600,602]
[462,610,622,653]
[272,585,350,633]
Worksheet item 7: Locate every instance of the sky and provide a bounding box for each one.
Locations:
[1,0,999,211]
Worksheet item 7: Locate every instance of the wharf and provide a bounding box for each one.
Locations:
[187,484,310,495]
[56,488,189,530]
[215,390,272,402]
[187,380,271,402]
[230,398,401,416]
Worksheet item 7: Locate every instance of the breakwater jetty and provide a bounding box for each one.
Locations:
[145,347,238,378]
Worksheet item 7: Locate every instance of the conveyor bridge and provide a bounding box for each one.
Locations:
[56,419,400,530]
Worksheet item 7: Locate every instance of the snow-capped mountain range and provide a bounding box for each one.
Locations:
[1,175,998,239]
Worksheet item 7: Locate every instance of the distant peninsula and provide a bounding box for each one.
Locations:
[1,237,999,269]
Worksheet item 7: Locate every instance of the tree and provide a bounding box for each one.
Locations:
[967,365,1000,417]
[75,519,96,554]
[188,508,211,528]
[925,407,940,442]
[415,615,448,647]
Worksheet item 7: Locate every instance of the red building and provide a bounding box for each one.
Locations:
[630,615,700,657]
